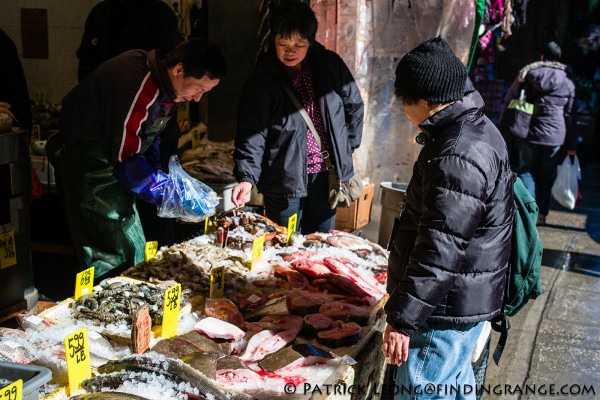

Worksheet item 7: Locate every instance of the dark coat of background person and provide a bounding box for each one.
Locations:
[0,28,32,131]
[234,41,363,197]
[385,89,515,335]
[76,0,183,247]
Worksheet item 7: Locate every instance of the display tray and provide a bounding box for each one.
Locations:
[0,361,52,400]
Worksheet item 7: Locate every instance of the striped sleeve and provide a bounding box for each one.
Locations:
[118,72,160,162]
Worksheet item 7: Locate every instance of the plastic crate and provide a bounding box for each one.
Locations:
[0,361,52,400]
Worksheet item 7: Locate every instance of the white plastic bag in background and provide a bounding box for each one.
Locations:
[551,155,581,210]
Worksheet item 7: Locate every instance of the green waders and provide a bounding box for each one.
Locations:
[57,141,145,279]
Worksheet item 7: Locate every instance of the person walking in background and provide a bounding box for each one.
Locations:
[501,41,577,226]
[382,37,514,399]
[77,0,183,246]
[231,0,364,234]
[49,38,226,279]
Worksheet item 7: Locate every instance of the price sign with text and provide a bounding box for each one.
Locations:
[144,241,158,261]
[0,379,22,400]
[74,267,94,300]
[64,327,91,395]
[210,266,225,298]
[286,213,298,246]
[251,234,266,270]
[132,305,152,354]
[0,230,17,269]
[161,284,181,339]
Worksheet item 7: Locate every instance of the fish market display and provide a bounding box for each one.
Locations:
[71,280,167,325]
[123,243,248,297]
[0,213,389,400]
[84,352,253,400]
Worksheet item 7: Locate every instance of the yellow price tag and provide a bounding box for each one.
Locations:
[204,216,217,235]
[210,266,225,298]
[251,234,266,270]
[286,213,298,246]
[144,241,158,261]
[161,284,181,339]
[74,267,94,300]
[0,379,22,400]
[31,125,41,142]
[0,230,17,269]
[64,327,91,395]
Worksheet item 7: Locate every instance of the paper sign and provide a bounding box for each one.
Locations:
[144,241,158,261]
[64,327,91,395]
[287,213,298,245]
[74,267,94,300]
[161,284,181,339]
[0,230,17,269]
[210,266,225,298]
[0,379,22,400]
[251,234,266,269]
[132,304,152,354]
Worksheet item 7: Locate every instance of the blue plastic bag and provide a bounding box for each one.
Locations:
[158,155,219,222]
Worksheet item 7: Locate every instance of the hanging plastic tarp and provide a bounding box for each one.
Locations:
[321,0,477,187]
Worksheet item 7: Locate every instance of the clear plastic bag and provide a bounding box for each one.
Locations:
[157,155,219,222]
[551,155,581,210]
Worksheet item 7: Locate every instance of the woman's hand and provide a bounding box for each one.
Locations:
[231,181,253,208]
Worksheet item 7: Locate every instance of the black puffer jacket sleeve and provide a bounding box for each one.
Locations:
[385,152,487,335]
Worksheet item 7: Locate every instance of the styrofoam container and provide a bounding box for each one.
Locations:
[206,181,250,211]
[0,361,52,400]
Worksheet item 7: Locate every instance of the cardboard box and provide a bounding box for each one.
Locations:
[335,183,375,230]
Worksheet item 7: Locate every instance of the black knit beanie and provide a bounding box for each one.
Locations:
[394,36,467,103]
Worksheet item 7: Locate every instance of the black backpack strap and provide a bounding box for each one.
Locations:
[490,313,511,365]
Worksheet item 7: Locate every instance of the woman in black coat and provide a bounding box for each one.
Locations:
[231,1,364,234]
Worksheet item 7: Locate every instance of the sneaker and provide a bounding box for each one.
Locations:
[536,214,547,226]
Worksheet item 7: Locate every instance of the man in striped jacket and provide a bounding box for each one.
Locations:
[52,38,226,279]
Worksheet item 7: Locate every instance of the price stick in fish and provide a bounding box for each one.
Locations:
[286,213,298,246]
[0,379,22,400]
[161,283,181,339]
[144,241,159,261]
[210,266,225,298]
[251,234,266,270]
[74,266,94,300]
[64,327,91,395]
[0,229,17,269]
[131,304,152,354]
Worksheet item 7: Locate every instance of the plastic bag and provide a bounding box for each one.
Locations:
[551,155,581,210]
[157,155,219,222]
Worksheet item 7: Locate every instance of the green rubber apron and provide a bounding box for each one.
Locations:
[58,115,171,279]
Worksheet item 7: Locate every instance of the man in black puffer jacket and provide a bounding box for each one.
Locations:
[382,37,514,399]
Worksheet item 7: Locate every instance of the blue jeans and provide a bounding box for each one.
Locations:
[393,321,485,400]
[509,138,561,216]
[263,172,336,234]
